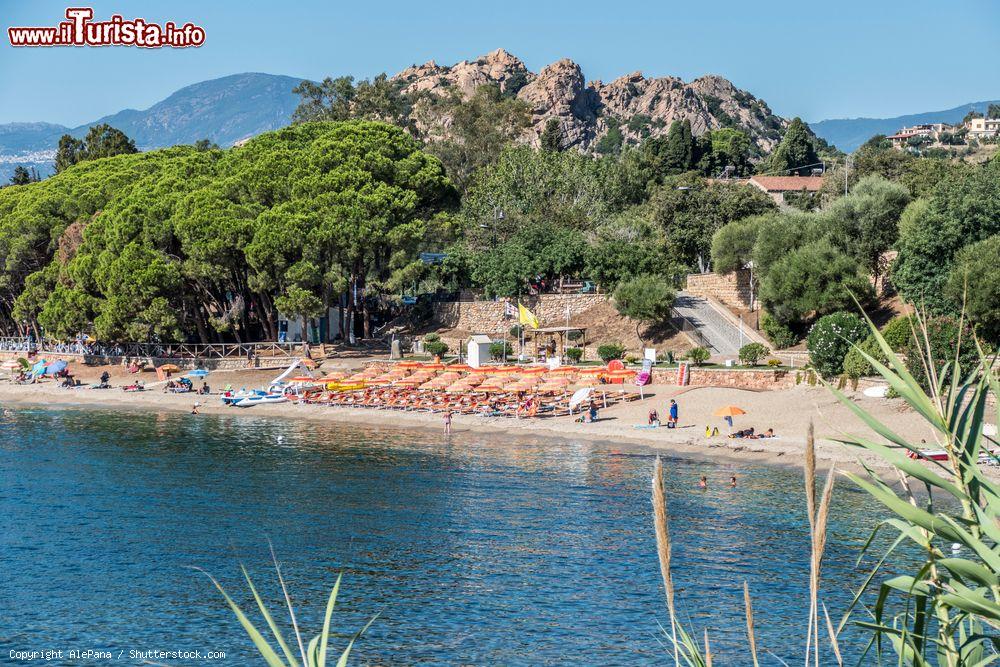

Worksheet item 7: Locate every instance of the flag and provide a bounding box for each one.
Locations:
[518,303,539,329]
[504,301,517,318]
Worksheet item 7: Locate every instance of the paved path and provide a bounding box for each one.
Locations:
[673,292,749,356]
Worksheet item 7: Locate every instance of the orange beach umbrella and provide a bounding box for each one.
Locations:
[713,406,747,417]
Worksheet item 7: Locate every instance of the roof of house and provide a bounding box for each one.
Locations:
[748,175,825,193]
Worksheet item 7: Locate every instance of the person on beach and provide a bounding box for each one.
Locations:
[705,425,720,437]
[648,409,659,426]
[589,402,599,423]
[443,409,452,435]
[191,402,200,415]
[698,475,708,489]
[668,399,678,428]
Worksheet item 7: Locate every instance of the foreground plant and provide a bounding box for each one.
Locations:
[197,547,376,667]
[827,309,1000,666]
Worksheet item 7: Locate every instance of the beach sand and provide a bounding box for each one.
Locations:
[0,362,955,476]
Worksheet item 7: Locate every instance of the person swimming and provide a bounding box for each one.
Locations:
[698,475,708,489]
[730,475,737,488]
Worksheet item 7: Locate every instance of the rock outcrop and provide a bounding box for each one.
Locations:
[392,49,787,153]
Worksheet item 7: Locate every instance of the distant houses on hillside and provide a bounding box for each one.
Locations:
[885,115,999,151]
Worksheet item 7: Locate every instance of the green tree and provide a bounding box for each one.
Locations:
[663,119,694,173]
[944,234,1000,342]
[759,238,872,327]
[648,178,776,271]
[892,159,1000,313]
[540,117,563,152]
[54,124,138,173]
[424,85,531,192]
[766,117,820,176]
[613,275,676,346]
[710,213,769,274]
[988,103,1000,119]
[8,166,37,186]
[823,175,910,284]
[292,74,408,125]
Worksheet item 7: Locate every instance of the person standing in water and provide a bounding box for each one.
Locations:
[698,475,707,489]
[730,475,737,488]
[443,409,453,435]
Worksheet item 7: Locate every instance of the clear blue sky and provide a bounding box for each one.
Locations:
[2,0,998,126]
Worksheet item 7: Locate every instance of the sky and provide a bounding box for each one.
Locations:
[1,0,999,127]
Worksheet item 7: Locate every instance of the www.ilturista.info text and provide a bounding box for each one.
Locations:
[8,7,205,48]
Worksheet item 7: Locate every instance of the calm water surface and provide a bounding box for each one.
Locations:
[0,406,899,665]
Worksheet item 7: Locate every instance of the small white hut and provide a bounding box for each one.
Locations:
[466,334,494,368]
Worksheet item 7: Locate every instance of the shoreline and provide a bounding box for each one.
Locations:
[0,380,929,476]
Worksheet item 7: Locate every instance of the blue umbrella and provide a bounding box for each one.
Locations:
[186,369,209,378]
[31,360,48,376]
[47,360,68,375]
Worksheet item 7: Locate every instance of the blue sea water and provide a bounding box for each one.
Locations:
[0,406,900,665]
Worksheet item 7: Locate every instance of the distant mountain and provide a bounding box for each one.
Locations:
[0,73,304,182]
[811,100,1000,152]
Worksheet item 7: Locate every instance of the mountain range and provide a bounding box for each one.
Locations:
[810,100,1000,152]
[0,51,995,182]
[0,73,302,181]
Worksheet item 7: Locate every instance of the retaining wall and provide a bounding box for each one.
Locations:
[685,270,752,311]
[431,293,606,334]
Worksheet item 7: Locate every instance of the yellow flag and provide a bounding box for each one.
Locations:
[518,303,539,329]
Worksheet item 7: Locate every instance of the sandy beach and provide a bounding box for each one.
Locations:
[0,362,950,476]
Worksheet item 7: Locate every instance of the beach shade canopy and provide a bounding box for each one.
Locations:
[31,360,48,375]
[47,360,68,375]
[713,405,747,417]
[569,387,594,409]
[186,369,210,378]
[158,364,182,373]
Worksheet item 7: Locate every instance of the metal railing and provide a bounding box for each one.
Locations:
[669,310,714,352]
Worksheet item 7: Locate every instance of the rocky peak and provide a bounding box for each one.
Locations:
[393,51,788,153]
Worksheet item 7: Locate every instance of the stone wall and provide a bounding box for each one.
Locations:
[432,293,607,334]
[651,366,803,390]
[685,270,752,310]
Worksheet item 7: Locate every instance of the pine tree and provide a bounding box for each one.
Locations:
[767,117,820,176]
[540,117,563,151]
[664,119,694,173]
[10,166,33,186]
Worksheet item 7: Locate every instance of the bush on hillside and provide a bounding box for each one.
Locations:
[489,340,513,361]
[565,347,583,363]
[902,316,984,391]
[806,312,869,378]
[567,329,584,342]
[686,346,710,366]
[761,312,799,349]
[738,342,770,366]
[597,343,626,362]
[424,333,448,358]
[881,314,917,351]
[842,335,885,379]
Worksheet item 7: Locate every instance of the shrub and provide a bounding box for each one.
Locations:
[565,347,583,363]
[625,355,640,365]
[597,343,626,362]
[880,315,916,351]
[767,358,781,367]
[761,312,799,349]
[738,342,770,366]
[842,334,884,379]
[686,346,710,366]
[422,332,448,357]
[567,329,584,342]
[489,340,513,361]
[806,312,869,378]
[509,325,522,339]
[902,316,984,391]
